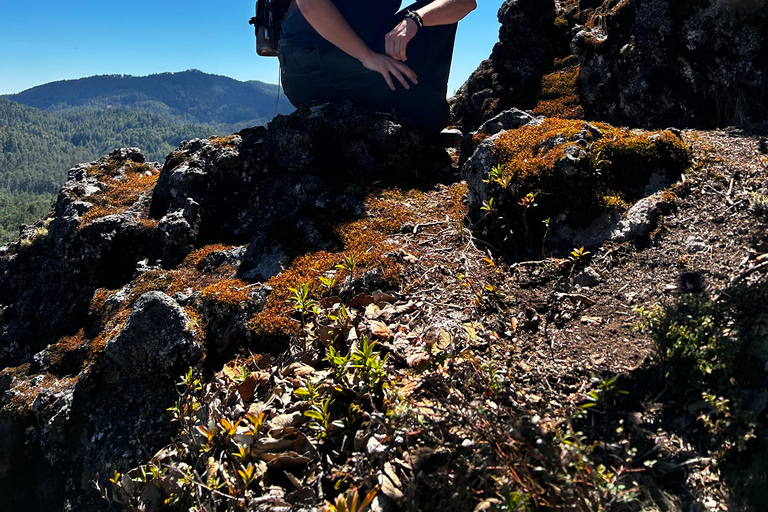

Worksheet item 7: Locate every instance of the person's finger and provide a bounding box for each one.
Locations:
[399,39,408,61]
[385,34,394,59]
[394,61,418,84]
[390,66,410,90]
[382,69,396,91]
[393,38,403,61]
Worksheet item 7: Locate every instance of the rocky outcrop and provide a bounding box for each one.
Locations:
[450,0,558,131]
[0,102,450,510]
[461,113,689,256]
[573,0,768,127]
[452,0,768,130]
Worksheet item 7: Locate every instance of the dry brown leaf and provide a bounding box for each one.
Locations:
[372,291,397,303]
[369,320,391,340]
[284,471,305,491]
[406,348,430,367]
[259,451,313,468]
[436,330,452,350]
[393,301,417,314]
[365,303,382,320]
[253,437,298,453]
[318,296,343,309]
[236,375,257,402]
[379,463,404,501]
[348,293,376,309]
[269,411,306,429]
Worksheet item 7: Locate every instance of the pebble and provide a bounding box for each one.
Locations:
[685,235,708,253]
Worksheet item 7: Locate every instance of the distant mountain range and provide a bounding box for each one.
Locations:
[5,69,294,131]
[0,70,294,242]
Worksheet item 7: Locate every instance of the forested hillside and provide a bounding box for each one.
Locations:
[0,98,222,241]
[6,69,293,131]
[0,70,293,242]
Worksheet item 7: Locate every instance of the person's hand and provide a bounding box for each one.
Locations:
[360,52,418,91]
[385,18,418,61]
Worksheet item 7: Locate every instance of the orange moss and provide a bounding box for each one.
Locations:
[80,161,160,226]
[2,370,73,418]
[139,218,160,230]
[251,189,445,339]
[201,279,253,306]
[208,135,238,148]
[534,65,584,119]
[46,329,88,373]
[184,306,205,334]
[491,118,690,228]
[494,118,594,186]
[183,244,234,270]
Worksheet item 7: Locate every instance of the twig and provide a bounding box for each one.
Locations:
[659,457,712,475]
[704,184,734,205]
[555,293,596,306]
[729,260,768,286]
[509,260,553,270]
[413,220,446,234]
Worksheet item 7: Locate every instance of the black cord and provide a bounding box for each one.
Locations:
[273,59,282,119]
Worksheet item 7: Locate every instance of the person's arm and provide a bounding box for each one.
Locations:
[295,0,418,90]
[386,0,477,62]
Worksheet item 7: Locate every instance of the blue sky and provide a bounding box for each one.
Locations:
[0,0,502,96]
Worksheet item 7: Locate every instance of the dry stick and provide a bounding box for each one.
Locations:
[704,184,734,205]
[729,260,768,286]
[412,220,446,234]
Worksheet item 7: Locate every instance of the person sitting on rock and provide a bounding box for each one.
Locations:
[278,0,476,135]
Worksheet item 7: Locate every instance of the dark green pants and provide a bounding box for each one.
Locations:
[279,3,458,134]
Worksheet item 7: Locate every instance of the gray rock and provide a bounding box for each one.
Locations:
[572,0,768,127]
[451,0,558,130]
[104,291,202,378]
[573,267,602,288]
[685,236,708,254]
[475,108,542,137]
[610,196,666,243]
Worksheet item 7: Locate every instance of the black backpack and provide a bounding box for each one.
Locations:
[249,0,294,56]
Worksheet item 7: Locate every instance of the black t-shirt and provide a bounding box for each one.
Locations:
[279,0,403,54]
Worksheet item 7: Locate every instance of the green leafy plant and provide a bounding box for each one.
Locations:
[569,246,591,263]
[349,338,389,390]
[305,397,344,439]
[335,254,357,273]
[325,345,352,382]
[556,423,639,507]
[580,375,628,412]
[287,282,319,317]
[634,295,735,389]
[323,487,378,512]
[319,274,338,290]
[295,376,325,408]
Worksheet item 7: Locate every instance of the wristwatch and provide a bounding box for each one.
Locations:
[405,10,424,28]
